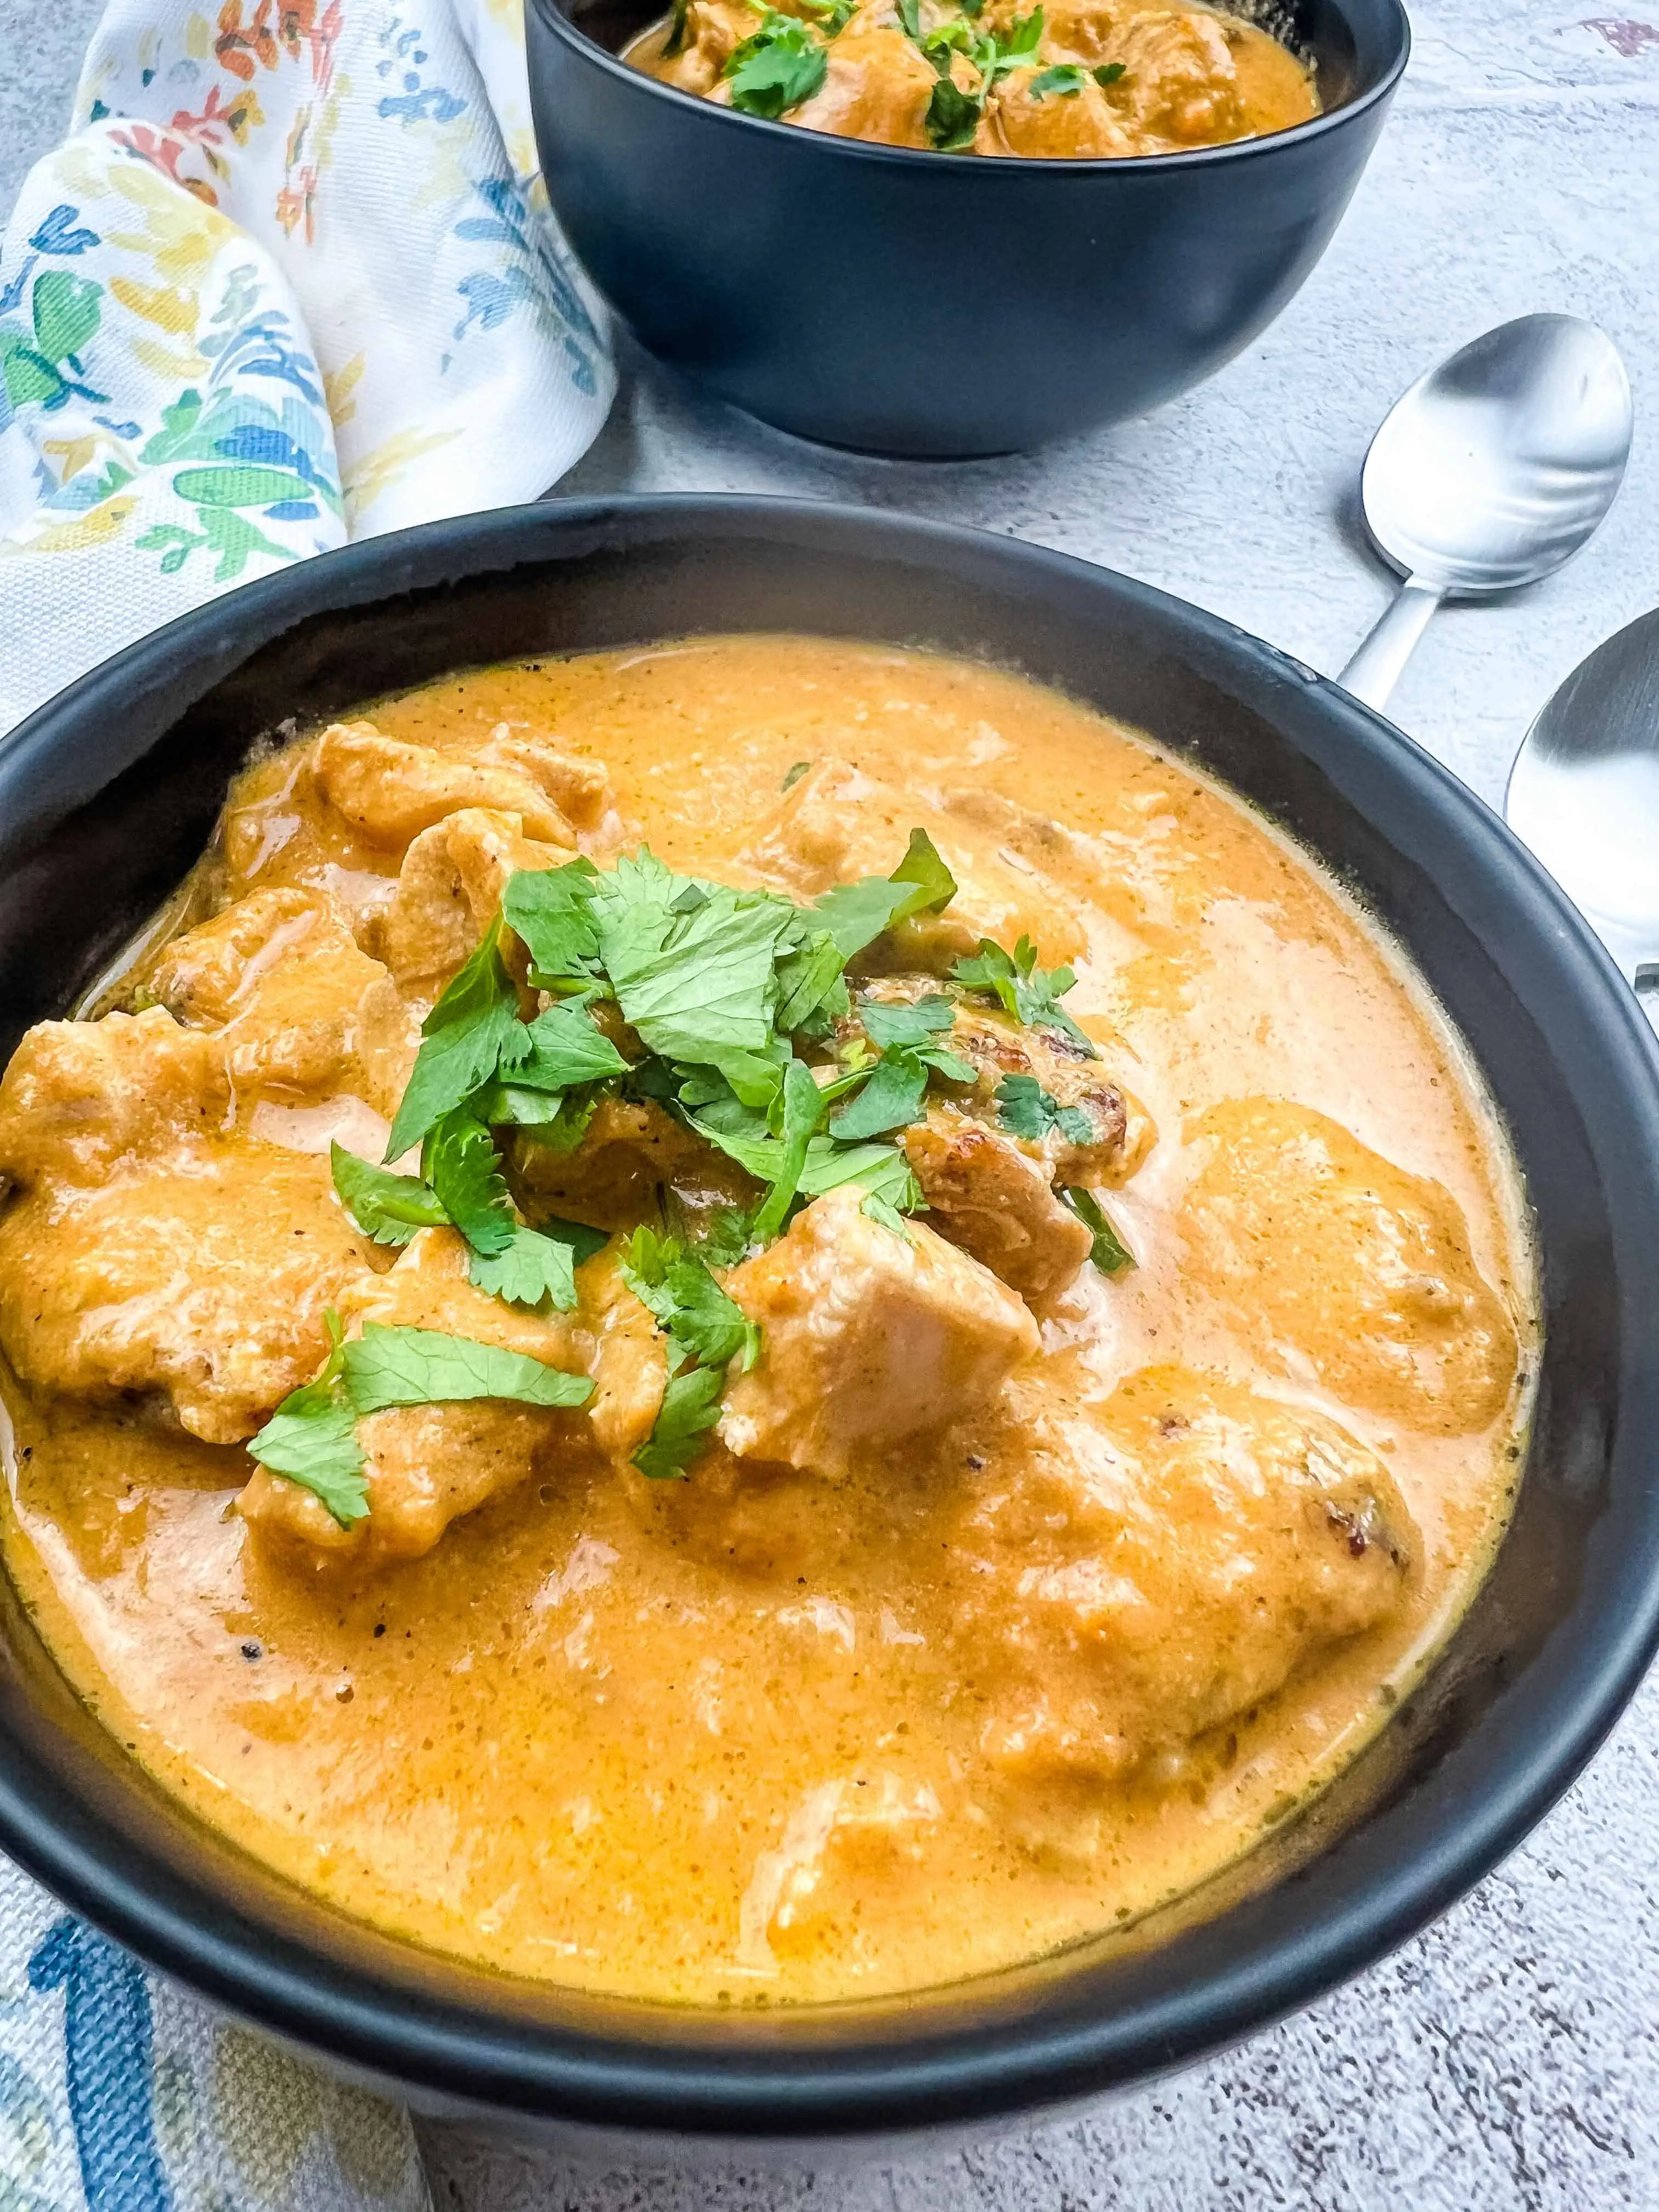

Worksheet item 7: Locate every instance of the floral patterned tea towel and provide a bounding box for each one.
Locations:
[0,0,615,736]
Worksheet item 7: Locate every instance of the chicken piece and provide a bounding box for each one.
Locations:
[905,1110,1092,1304]
[309,720,608,855]
[738,759,1086,970]
[957,1364,1416,1796]
[1103,8,1244,146]
[846,975,1154,1187]
[580,1248,669,1465]
[784,23,936,147]
[151,889,416,1116]
[238,1228,593,1564]
[0,1008,229,1190]
[511,1098,748,1234]
[368,808,569,1000]
[1014,0,1122,63]
[0,1142,372,1443]
[991,67,1136,157]
[1181,1098,1519,1436]
[647,0,762,92]
[718,1184,1039,1480]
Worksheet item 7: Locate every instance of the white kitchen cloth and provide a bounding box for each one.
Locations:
[0,0,617,2196]
[0,0,615,737]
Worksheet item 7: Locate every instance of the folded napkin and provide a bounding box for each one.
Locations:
[0,0,617,2195]
[0,0,616,736]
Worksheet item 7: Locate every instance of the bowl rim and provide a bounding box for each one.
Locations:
[526,0,1411,176]
[2,493,1658,2142]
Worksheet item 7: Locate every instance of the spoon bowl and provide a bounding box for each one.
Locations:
[1339,315,1633,712]
[1506,606,1659,1000]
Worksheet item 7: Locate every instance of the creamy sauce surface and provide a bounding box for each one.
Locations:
[0,638,1533,2004]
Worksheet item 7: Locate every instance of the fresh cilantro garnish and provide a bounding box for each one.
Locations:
[895,0,921,34]
[620,1228,759,1373]
[750,1056,824,1244]
[800,1140,924,1212]
[1027,61,1087,96]
[782,759,812,791]
[664,0,691,53]
[951,935,1096,1057]
[633,1364,726,1482]
[383,919,521,1160]
[812,828,958,960]
[467,1225,580,1311]
[501,858,602,989]
[831,1049,930,1141]
[496,1000,629,1091]
[996,1073,1095,1148]
[425,1111,517,1257]
[330,1143,448,1248]
[861,1191,914,1240]
[926,77,984,149]
[857,995,956,1050]
[1062,1186,1135,1276]
[1093,60,1126,84]
[799,0,855,31]
[998,5,1043,61]
[724,12,827,116]
[246,1312,368,1525]
[340,1323,595,1414]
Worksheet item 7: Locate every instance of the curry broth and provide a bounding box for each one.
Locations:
[0,638,1533,2004]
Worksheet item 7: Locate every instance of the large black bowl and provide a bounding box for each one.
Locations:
[2,498,1657,2151]
[526,0,1409,455]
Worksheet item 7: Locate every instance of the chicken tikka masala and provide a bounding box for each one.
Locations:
[625,0,1317,157]
[0,637,1532,2004]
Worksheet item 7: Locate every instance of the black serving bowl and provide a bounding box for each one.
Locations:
[2,498,1658,2152]
[526,0,1409,455]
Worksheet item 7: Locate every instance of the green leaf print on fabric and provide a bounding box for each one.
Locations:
[171,464,326,508]
[136,510,291,580]
[31,271,100,367]
[0,268,107,411]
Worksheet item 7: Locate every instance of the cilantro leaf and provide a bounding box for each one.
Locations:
[1062,1186,1135,1276]
[384,921,521,1160]
[896,0,921,35]
[664,0,691,53]
[595,864,795,1074]
[1028,61,1087,96]
[750,1056,825,1244]
[540,1215,611,1265]
[425,1111,517,1257]
[246,1313,367,1526]
[468,1225,580,1311]
[633,1363,725,1481]
[861,1192,914,1240]
[1093,59,1126,84]
[950,935,1096,1057]
[723,12,827,116]
[774,928,847,1034]
[1001,5,1043,59]
[812,828,958,961]
[782,760,812,791]
[501,859,601,986]
[857,994,955,1050]
[330,1143,448,1248]
[926,75,983,148]
[830,1048,929,1141]
[799,1138,924,1211]
[996,1073,1096,1147]
[496,1001,629,1091]
[620,1229,758,1372]
[341,1323,594,1413]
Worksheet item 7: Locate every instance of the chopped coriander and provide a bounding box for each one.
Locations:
[861,1191,914,1241]
[798,1137,923,1212]
[1093,59,1126,84]
[951,934,1097,1057]
[1027,61,1087,96]
[799,0,856,33]
[496,1000,629,1092]
[812,828,958,961]
[341,1323,594,1414]
[895,0,921,35]
[996,1073,1096,1148]
[468,1225,580,1311]
[1062,1186,1135,1276]
[782,759,812,791]
[246,1314,366,1526]
[830,1048,929,1141]
[620,1228,758,1372]
[664,0,691,53]
[330,1143,448,1248]
[383,919,521,1160]
[749,1056,823,1244]
[425,1111,517,1258]
[723,12,828,116]
[633,1364,725,1481]
[595,860,796,1077]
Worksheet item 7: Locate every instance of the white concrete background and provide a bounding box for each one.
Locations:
[4,1,1659,2204]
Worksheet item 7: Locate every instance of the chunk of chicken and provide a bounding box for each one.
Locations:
[957,1364,1416,1796]
[992,67,1136,157]
[784,23,936,146]
[1181,1098,1519,1435]
[151,889,416,1116]
[309,721,616,855]
[640,0,754,94]
[368,808,568,1000]
[238,1228,593,1564]
[718,1184,1039,1480]
[580,1248,669,1465]
[738,759,1086,969]
[0,1142,373,1442]
[1103,7,1244,145]
[905,1110,1092,1304]
[0,1008,228,1190]
[845,976,1154,1187]
[511,1098,749,1234]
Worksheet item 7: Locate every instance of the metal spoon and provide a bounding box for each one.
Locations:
[1506,607,1659,1030]
[1339,315,1633,714]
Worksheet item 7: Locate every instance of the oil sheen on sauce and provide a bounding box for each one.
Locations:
[0,639,1535,2005]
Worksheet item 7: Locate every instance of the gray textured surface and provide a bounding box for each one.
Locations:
[6,0,1659,2204]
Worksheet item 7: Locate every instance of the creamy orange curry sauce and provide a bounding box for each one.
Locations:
[625,0,1317,159]
[0,638,1531,2005]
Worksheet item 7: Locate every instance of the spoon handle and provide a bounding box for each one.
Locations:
[1339,578,1445,714]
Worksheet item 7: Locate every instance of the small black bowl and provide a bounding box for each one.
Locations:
[2,498,1658,2153]
[525,0,1409,455]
